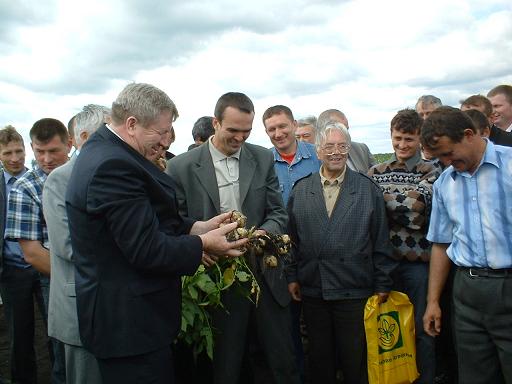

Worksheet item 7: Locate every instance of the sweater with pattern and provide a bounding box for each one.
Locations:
[368,152,441,262]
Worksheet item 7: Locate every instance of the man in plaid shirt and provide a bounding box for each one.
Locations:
[5,118,72,384]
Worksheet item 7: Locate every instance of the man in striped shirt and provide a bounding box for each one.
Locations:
[422,106,512,384]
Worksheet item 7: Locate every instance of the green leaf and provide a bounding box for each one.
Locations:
[196,273,217,294]
[223,267,235,288]
[187,284,198,300]
[235,270,250,282]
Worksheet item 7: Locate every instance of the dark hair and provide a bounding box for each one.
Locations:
[0,125,24,147]
[262,105,294,126]
[390,109,422,134]
[421,107,476,149]
[463,109,489,135]
[191,116,215,142]
[487,84,512,104]
[29,118,69,143]
[214,92,254,122]
[460,95,493,117]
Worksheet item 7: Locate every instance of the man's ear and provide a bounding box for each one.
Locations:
[126,116,138,135]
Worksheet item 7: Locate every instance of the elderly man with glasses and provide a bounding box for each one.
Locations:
[286,121,397,384]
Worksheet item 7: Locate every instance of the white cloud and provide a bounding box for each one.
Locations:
[0,0,511,161]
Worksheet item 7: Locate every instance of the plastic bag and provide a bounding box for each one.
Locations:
[364,291,419,384]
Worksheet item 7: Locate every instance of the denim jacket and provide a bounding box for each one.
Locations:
[272,141,321,205]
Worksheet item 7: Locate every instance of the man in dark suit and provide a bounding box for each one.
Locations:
[317,109,376,172]
[461,94,512,147]
[167,92,300,384]
[66,83,247,384]
[287,121,396,384]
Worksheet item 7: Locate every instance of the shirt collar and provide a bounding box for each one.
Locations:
[208,135,241,162]
[4,167,28,185]
[272,140,314,162]
[106,123,125,142]
[390,150,422,170]
[319,164,346,186]
[449,138,494,180]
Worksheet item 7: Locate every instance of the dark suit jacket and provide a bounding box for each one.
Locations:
[66,125,202,359]
[489,125,512,147]
[349,141,376,173]
[287,170,396,300]
[166,141,291,307]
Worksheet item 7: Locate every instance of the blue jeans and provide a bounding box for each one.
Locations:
[392,261,435,384]
[40,275,67,384]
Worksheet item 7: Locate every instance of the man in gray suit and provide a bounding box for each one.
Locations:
[287,121,396,384]
[167,92,299,384]
[43,105,109,383]
[317,109,376,172]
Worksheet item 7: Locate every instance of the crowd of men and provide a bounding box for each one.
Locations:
[0,83,511,384]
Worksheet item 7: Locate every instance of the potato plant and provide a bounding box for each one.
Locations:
[179,211,292,360]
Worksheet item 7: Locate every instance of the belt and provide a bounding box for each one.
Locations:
[458,266,512,278]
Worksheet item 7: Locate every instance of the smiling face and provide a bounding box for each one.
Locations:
[0,140,25,175]
[428,130,483,173]
[264,112,297,154]
[212,106,253,156]
[489,93,512,130]
[317,129,349,179]
[295,124,315,144]
[127,110,174,162]
[391,128,420,163]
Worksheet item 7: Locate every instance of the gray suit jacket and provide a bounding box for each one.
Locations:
[349,141,376,173]
[167,142,291,306]
[43,156,81,345]
[287,169,396,300]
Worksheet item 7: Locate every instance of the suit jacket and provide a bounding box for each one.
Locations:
[66,125,203,359]
[489,124,512,147]
[286,170,396,300]
[166,141,291,307]
[43,155,82,345]
[349,141,376,173]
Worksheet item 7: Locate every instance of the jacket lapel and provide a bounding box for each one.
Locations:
[193,144,221,213]
[239,145,256,207]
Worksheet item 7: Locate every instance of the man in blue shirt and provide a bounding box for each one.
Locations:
[263,105,321,206]
[5,119,72,384]
[263,105,321,382]
[0,125,44,384]
[422,107,512,384]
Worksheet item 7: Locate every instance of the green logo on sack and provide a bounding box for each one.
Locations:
[377,311,403,353]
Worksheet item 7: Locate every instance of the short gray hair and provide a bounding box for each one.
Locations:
[111,83,179,126]
[316,121,351,150]
[415,95,442,110]
[297,115,317,129]
[317,109,348,130]
[75,104,111,146]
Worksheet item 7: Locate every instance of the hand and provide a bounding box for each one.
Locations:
[288,282,302,301]
[190,212,235,235]
[376,292,389,304]
[423,301,442,337]
[199,221,248,257]
[201,252,218,267]
[253,229,267,237]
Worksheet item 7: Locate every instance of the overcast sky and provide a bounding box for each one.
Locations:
[1,0,511,163]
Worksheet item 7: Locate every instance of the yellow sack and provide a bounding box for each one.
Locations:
[364,291,419,384]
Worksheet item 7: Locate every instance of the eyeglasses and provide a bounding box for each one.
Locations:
[321,143,351,155]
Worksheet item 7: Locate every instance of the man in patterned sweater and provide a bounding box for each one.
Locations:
[368,109,441,384]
